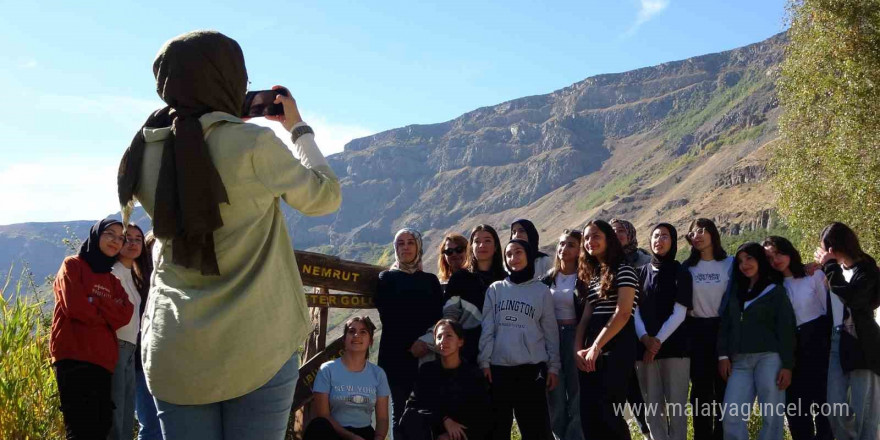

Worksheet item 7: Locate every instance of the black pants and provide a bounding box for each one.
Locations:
[303,417,375,440]
[580,320,637,440]
[687,317,725,440]
[390,381,415,437]
[490,363,552,440]
[54,359,113,440]
[787,317,833,440]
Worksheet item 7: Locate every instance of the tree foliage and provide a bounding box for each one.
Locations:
[773,0,880,256]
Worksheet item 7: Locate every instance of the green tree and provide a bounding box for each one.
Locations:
[772,0,880,255]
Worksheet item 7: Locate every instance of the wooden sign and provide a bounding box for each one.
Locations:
[295,250,383,295]
[293,335,346,411]
[305,292,375,309]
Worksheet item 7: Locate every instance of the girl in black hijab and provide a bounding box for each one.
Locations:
[634,223,693,440]
[511,219,553,280]
[50,218,135,439]
[479,239,560,439]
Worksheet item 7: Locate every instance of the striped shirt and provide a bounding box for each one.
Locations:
[586,264,639,317]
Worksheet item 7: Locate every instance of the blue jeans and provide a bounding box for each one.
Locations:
[722,352,786,440]
[135,366,162,440]
[110,340,137,440]
[155,354,299,440]
[548,324,584,440]
[827,328,880,440]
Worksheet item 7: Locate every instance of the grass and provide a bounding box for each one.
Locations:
[0,267,64,439]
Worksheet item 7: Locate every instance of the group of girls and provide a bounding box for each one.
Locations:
[49,218,162,440]
[308,218,880,440]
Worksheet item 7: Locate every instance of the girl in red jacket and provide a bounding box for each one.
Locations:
[51,218,134,440]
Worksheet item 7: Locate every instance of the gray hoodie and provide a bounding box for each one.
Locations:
[478,277,561,374]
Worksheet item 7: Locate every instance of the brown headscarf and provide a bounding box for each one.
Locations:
[117,30,248,275]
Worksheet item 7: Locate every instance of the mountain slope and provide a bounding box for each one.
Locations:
[1,32,786,287]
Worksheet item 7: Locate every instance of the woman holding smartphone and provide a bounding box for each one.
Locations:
[117,30,341,439]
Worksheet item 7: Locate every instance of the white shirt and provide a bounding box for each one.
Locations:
[534,255,553,281]
[551,272,578,320]
[783,271,828,326]
[688,257,734,318]
[111,262,142,344]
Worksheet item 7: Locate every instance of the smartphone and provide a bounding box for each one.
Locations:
[242,88,289,118]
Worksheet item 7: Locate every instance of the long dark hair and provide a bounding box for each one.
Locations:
[343,316,376,360]
[433,318,465,341]
[578,220,625,299]
[762,236,806,278]
[684,218,727,267]
[733,242,782,303]
[468,224,506,281]
[548,229,583,284]
[820,222,871,265]
[125,224,152,303]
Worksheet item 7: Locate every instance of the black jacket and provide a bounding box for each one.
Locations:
[824,259,880,375]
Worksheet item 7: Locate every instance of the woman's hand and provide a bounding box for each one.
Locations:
[409,340,430,358]
[718,358,732,381]
[546,372,558,391]
[483,368,492,383]
[443,417,468,440]
[777,368,792,390]
[575,349,590,372]
[642,336,661,354]
[578,346,601,373]
[814,247,835,265]
[264,85,303,132]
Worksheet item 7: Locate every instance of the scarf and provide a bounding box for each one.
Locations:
[650,223,678,268]
[391,228,424,273]
[505,239,536,284]
[79,218,124,274]
[610,218,639,256]
[510,219,549,258]
[117,30,248,276]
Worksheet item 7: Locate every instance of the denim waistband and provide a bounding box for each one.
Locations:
[118,340,137,349]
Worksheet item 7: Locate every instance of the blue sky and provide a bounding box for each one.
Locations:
[0,0,787,225]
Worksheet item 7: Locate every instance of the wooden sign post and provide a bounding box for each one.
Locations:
[292,250,383,414]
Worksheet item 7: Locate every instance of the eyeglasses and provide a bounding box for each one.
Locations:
[687,227,708,239]
[442,246,466,256]
[101,231,126,243]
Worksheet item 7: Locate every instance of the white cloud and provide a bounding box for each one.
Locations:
[0,158,119,225]
[249,113,374,156]
[17,59,38,69]
[625,0,670,36]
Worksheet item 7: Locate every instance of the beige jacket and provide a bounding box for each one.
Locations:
[135,112,341,404]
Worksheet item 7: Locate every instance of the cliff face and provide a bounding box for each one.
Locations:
[288,33,786,262]
[1,33,788,286]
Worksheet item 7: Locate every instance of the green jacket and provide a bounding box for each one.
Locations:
[135,113,341,404]
[718,284,797,369]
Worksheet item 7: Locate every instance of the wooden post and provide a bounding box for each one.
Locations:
[317,286,329,351]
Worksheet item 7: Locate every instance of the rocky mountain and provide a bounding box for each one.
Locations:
[1,32,786,291]
[289,32,786,264]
